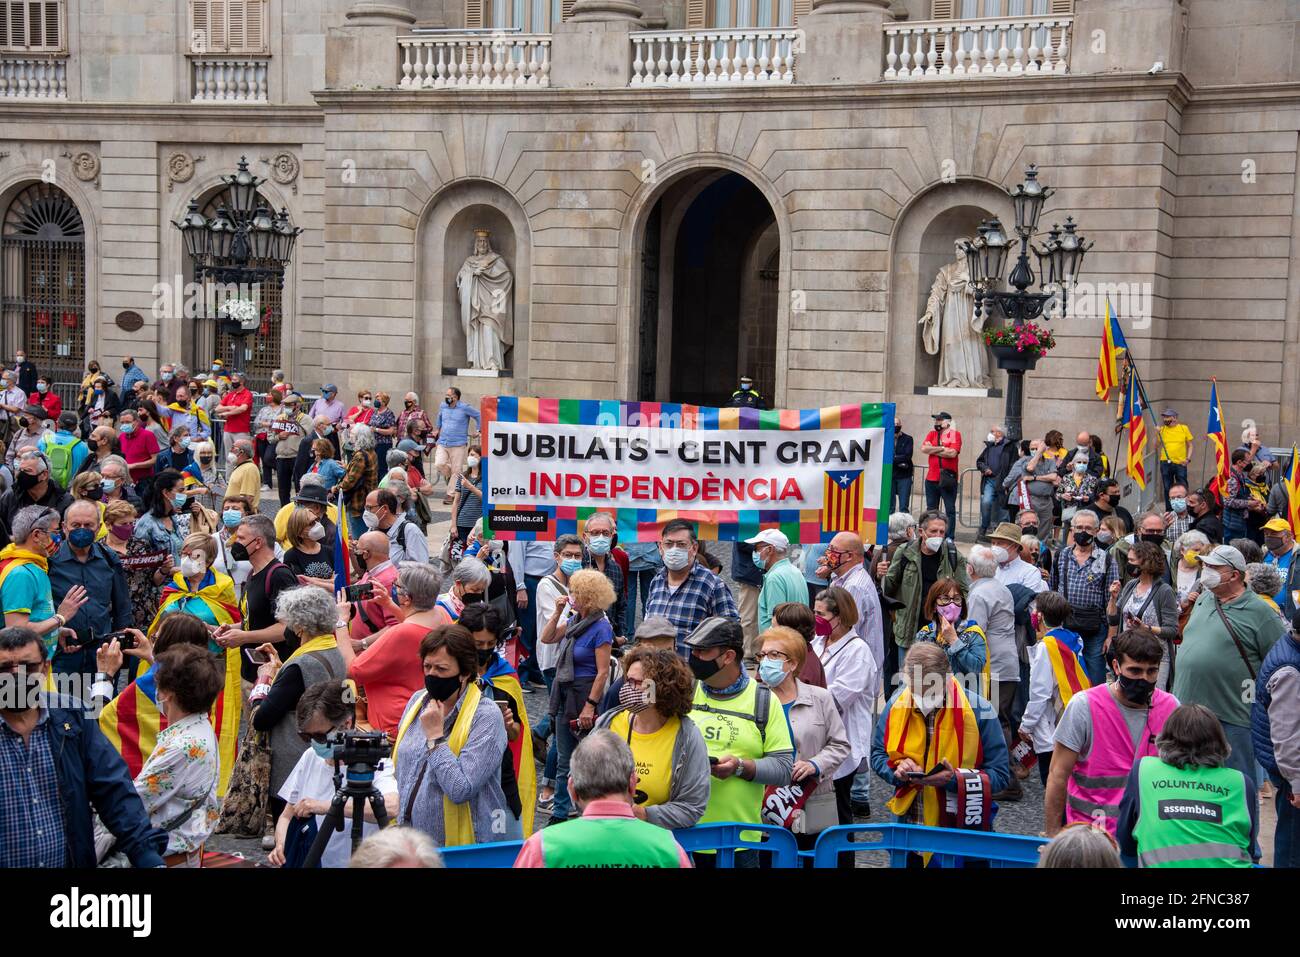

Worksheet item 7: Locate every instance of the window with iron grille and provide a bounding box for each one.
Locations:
[190,0,268,55]
[1,182,85,389]
[0,1,65,53]
[183,187,289,395]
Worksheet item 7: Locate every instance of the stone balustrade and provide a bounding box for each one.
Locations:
[629,29,799,86]
[398,34,552,88]
[191,57,269,101]
[883,15,1072,80]
[0,56,67,99]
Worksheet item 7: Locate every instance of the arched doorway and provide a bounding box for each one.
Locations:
[182,187,293,393]
[636,171,779,407]
[1,183,85,388]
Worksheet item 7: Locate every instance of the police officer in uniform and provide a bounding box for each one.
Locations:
[729,376,766,410]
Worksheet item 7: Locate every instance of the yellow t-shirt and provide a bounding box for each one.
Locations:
[610,710,679,810]
[1159,423,1194,463]
[225,460,262,509]
[273,501,340,546]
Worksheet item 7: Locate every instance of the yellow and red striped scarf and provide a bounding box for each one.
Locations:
[883,677,983,827]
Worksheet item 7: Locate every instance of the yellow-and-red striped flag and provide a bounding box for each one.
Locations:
[1124,373,1147,489]
[1095,299,1129,401]
[1207,379,1230,501]
[1283,445,1300,538]
[822,469,864,535]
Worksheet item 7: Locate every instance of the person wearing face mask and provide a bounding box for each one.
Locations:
[975,424,1014,541]
[11,349,36,396]
[1261,517,1300,618]
[268,678,398,868]
[268,393,312,507]
[307,438,345,492]
[871,642,1008,855]
[580,511,626,641]
[879,510,969,688]
[1116,702,1260,869]
[991,521,1048,596]
[686,617,794,866]
[913,578,990,693]
[1056,430,1103,481]
[309,383,347,432]
[644,519,739,659]
[1018,590,1089,788]
[147,532,240,646]
[99,499,162,632]
[1107,541,1181,692]
[392,624,510,848]
[26,375,60,424]
[1044,627,1178,838]
[538,568,615,825]
[1223,448,1269,544]
[154,424,206,494]
[336,529,401,643]
[1162,482,1192,544]
[747,529,809,640]
[276,478,339,550]
[449,448,485,550]
[593,645,710,831]
[76,425,120,481]
[131,469,191,565]
[5,404,47,474]
[1185,488,1225,545]
[1173,545,1286,781]
[293,415,337,491]
[223,437,261,509]
[281,507,337,587]
[812,585,878,823]
[0,450,72,544]
[815,531,885,689]
[38,411,89,491]
[209,496,268,601]
[160,384,209,443]
[46,499,132,680]
[1119,511,1174,586]
[1050,509,1119,686]
[116,408,160,486]
[919,412,961,536]
[362,485,428,566]
[1056,452,1098,527]
[429,387,478,503]
[0,505,88,659]
[119,356,148,396]
[891,417,915,516]
[1091,477,1133,535]
[79,374,122,439]
[431,556,491,628]
[462,602,534,837]
[0,369,28,442]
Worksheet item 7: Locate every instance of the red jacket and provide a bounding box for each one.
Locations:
[29,390,61,419]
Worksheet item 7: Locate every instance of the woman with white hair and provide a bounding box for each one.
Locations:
[349,825,443,868]
[432,557,491,626]
[1247,562,1286,619]
[249,585,346,819]
[1173,529,1212,624]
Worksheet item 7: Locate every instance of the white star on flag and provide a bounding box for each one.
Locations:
[837,473,852,487]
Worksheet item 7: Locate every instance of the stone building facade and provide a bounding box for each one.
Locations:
[2,0,1299,501]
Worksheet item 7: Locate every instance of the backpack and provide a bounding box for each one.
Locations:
[1005,583,1037,629]
[46,436,81,489]
[691,682,771,741]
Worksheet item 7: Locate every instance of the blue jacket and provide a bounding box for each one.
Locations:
[869,685,1011,799]
[1253,630,1300,780]
[44,693,167,868]
[48,541,133,675]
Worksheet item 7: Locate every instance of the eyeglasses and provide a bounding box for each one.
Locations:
[298,730,333,745]
[624,676,646,688]
[756,650,790,662]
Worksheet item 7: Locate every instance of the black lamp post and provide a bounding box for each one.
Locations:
[172,156,302,369]
[961,165,1093,445]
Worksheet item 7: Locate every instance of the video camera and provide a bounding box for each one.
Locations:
[323,729,391,767]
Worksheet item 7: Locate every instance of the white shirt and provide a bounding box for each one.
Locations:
[995,557,1048,595]
[0,385,26,419]
[1019,640,1063,753]
[832,562,885,689]
[534,573,568,673]
[133,712,221,854]
[812,632,878,779]
[278,751,397,868]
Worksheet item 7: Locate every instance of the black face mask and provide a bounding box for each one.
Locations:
[16,470,39,492]
[894,425,901,434]
[1073,531,1094,547]
[354,553,368,572]
[476,648,495,666]
[445,397,455,405]
[1020,524,1039,537]
[1116,672,1155,706]
[424,673,463,702]
[461,591,484,605]
[1140,533,1165,546]
[688,653,722,681]
[1127,564,1142,577]
[229,542,250,562]
[85,486,104,502]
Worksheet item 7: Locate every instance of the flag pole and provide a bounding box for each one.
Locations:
[1125,348,1174,503]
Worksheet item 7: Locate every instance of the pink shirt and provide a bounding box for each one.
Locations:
[512,800,693,869]
[120,427,161,481]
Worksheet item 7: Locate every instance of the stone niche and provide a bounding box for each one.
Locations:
[417,179,531,389]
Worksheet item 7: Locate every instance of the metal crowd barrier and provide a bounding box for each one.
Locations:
[437,821,1046,868]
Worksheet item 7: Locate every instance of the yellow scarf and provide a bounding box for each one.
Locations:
[883,678,983,828]
[146,570,240,637]
[393,681,482,847]
[0,543,49,576]
[286,633,339,663]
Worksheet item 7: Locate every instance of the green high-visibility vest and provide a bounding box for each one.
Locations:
[1132,757,1253,868]
[541,816,683,868]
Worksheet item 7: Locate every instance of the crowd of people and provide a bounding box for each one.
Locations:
[1,357,1297,870]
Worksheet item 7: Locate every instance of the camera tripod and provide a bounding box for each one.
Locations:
[301,760,391,868]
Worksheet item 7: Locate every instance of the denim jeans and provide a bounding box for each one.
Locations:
[517,573,544,684]
[891,475,913,517]
[1081,621,1109,688]
[1271,774,1299,868]
[551,712,579,821]
[850,769,872,806]
[536,667,557,787]
[1159,462,1188,509]
[924,478,958,537]
[624,568,658,636]
[978,476,999,534]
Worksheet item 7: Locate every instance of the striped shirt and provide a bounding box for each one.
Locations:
[0,708,67,867]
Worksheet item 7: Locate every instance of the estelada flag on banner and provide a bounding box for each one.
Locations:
[1207,379,1230,502]
[822,469,863,534]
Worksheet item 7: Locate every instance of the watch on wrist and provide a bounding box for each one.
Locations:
[586,697,599,708]
[53,613,65,628]
[736,759,748,781]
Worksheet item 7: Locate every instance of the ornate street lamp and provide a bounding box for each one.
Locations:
[962,164,1093,444]
[171,156,303,368]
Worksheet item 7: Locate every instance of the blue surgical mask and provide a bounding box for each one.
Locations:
[1170,498,1187,513]
[68,528,95,549]
[310,739,334,760]
[120,423,134,434]
[173,493,188,508]
[161,372,173,381]
[222,509,243,528]
[560,558,582,577]
[758,658,787,687]
[179,437,191,450]
[587,535,611,556]
[102,479,117,492]
[752,551,767,571]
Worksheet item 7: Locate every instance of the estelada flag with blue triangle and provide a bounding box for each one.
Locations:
[822,469,864,534]
[1207,379,1230,502]
[1283,445,1300,538]
[1095,298,1129,401]
[1123,373,1147,490]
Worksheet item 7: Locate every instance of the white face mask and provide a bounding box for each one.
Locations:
[466,456,480,469]
[308,522,326,542]
[361,509,380,530]
[986,432,996,444]
[923,536,945,553]
[1199,567,1222,590]
[226,452,239,467]
[180,556,205,578]
[662,545,692,571]
[992,545,1010,564]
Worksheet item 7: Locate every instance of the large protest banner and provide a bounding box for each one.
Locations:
[481,397,894,545]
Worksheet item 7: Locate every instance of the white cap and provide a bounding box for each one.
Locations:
[745,528,790,550]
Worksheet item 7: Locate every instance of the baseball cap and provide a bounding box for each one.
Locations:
[634,616,677,643]
[1262,517,1291,533]
[745,528,789,550]
[683,617,745,651]
[203,378,218,388]
[1199,545,1246,574]
[322,383,337,395]
[932,411,952,421]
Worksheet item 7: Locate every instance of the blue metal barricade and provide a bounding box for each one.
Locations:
[810,823,1047,869]
[440,839,525,868]
[670,823,801,868]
